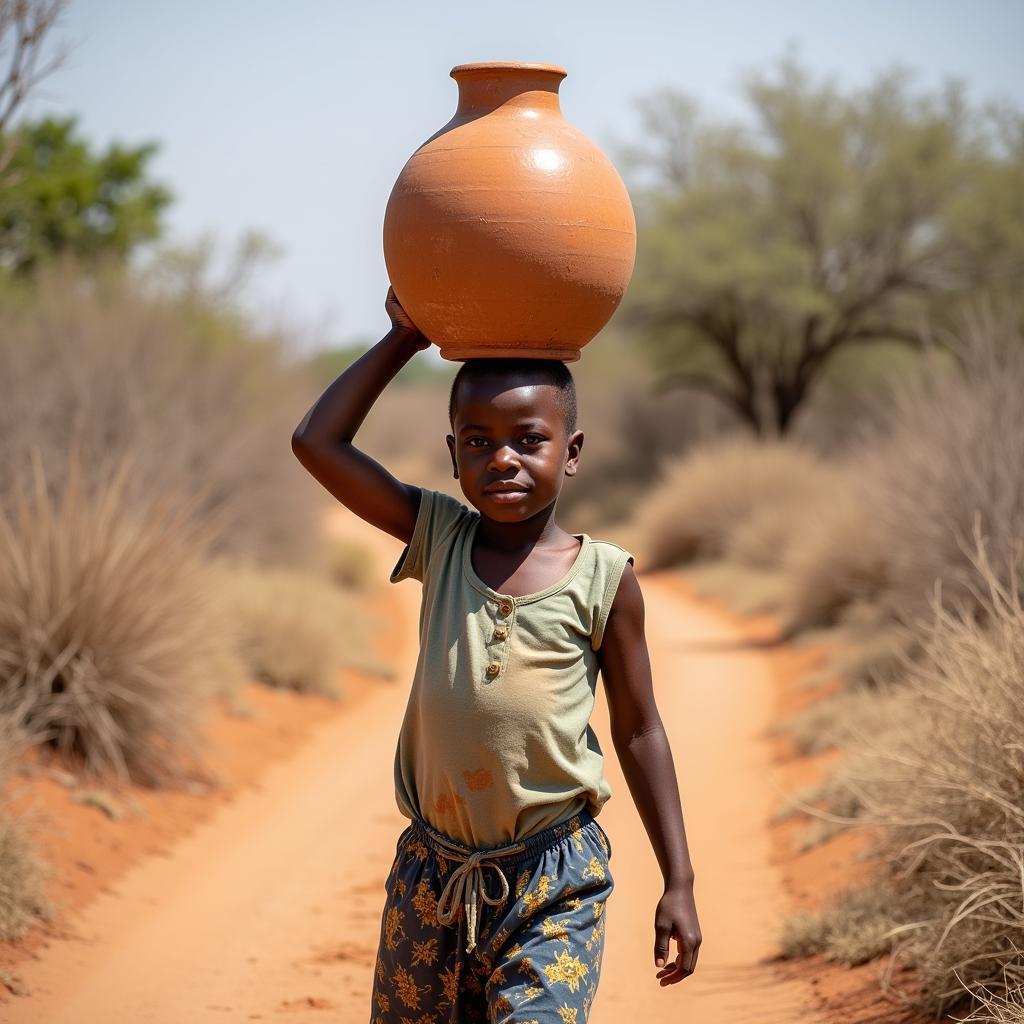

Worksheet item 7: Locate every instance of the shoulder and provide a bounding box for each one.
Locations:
[389,486,476,585]
[583,537,636,650]
[587,537,635,584]
[417,486,476,530]
[589,537,633,562]
[598,556,644,657]
[605,556,642,617]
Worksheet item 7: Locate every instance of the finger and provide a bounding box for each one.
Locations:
[658,937,688,984]
[657,949,683,984]
[654,926,672,968]
[673,940,686,973]
[682,933,698,974]
[681,928,702,975]
[655,933,677,973]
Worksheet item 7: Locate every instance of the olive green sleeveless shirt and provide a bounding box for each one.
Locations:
[388,486,634,848]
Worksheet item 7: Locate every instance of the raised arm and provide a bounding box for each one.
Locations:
[291,286,432,544]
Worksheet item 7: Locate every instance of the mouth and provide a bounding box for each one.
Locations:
[484,482,531,497]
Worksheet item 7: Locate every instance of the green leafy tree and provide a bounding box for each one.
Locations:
[616,52,1024,435]
[0,114,173,275]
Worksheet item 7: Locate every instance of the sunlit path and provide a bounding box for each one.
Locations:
[4,510,821,1023]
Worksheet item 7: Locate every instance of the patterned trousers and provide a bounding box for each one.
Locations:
[369,808,615,1023]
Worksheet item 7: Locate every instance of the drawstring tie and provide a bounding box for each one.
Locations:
[432,833,528,953]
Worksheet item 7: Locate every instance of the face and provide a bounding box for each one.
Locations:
[446,375,583,521]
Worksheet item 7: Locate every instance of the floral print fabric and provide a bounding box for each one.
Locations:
[370,809,615,1023]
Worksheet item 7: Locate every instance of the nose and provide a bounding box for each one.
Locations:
[487,444,520,470]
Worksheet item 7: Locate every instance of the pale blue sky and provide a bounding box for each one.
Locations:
[22,0,1024,355]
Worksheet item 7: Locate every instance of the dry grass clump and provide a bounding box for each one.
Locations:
[208,561,394,698]
[776,477,892,633]
[785,611,920,693]
[682,560,791,616]
[562,347,736,532]
[0,713,54,942]
[0,257,324,570]
[324,536,378,591]
[846,301,1024,626]
[773,299,1024,643]
[634,434,838,570]
[955,974,1024,1023]
[782,535,1024,1017]
[0,447,243,787]
[772,680,905,758]
[779,882,906,965]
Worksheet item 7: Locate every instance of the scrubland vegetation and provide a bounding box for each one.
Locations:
[0,254,387,942]
[630,300,1024,1017]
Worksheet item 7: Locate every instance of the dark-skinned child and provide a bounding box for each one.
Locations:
[291,285,701,1023]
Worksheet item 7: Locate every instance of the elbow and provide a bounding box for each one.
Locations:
[291,429,311,459]
[291,428,330,464]
[613,718,665,750]
[291,428,353,454]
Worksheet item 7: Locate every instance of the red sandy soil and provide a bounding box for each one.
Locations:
[0,510,958,1022]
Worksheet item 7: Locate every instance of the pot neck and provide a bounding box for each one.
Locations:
[450,61,566,118]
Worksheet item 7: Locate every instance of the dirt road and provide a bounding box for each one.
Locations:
[4,510,821,1024]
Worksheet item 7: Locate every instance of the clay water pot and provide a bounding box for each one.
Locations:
[383,61,636,362]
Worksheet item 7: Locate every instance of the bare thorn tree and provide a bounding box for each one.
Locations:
[0,0,70,175]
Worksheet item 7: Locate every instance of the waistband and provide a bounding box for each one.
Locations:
[410,808,600,955]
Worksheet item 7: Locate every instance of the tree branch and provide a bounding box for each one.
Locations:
[844,323,925,345]
[0,0,69,133]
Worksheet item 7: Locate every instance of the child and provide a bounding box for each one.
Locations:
[291,286,701,1022]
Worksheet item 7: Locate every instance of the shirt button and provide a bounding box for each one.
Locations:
[494,627,507,640]
[486,662,501,677]
[499,600,513,616]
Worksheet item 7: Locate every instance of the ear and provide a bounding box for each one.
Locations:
[446,434,459,479]
[564,429,584,477]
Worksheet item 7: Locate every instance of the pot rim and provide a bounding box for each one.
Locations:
[450,61,568,80]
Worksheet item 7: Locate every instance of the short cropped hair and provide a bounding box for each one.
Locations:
[448,358,578,437]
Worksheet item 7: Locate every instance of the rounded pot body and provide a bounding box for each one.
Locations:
[383,61,636,362]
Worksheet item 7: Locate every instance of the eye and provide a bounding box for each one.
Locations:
[522,434,545,445]
[466,437,489,447]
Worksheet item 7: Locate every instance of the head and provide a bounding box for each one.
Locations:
[446,358,583,521]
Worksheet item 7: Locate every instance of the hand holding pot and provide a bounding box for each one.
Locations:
[386,285,431,350]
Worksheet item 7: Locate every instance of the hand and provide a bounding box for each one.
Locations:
[654,883,701,985]
[385,285,430,350]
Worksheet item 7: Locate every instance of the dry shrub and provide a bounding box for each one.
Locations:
[727,500,807,570]
[957,974,1024,1024]
[777,476,892,632]
[776,681,904,757]
[775,299,1024,638]
[849,300,1024,626]
[561,346,734,532]
[0,447,243,787]
[821,625,921,689]
[0,805,54,943]
[0,257,324,569]
[324,536,378,591]
[790,533,1024,1017]
[0,713,54,942]
[633,433,837,570]
[682,561,791,616]
[779,883,905,965]
[363,382,456,494]
[208,561,394,697]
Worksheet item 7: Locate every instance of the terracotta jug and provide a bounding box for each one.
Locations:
[383,61,636,362]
